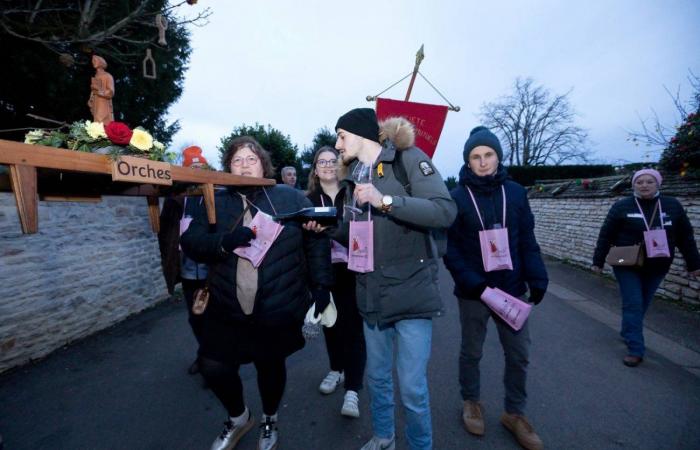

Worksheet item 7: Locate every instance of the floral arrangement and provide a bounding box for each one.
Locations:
[660,111,699,177]
[24,120,175,162]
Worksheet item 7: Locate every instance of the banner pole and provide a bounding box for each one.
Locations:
[404,44,424,102]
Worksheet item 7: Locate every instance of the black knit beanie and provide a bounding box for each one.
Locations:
[335,108,380,143]
[463,126,503,162]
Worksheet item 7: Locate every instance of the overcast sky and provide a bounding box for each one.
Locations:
[167,0,700,179]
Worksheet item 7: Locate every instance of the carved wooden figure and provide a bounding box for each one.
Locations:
[87,55,115,125]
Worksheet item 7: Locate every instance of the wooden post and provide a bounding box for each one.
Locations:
[146,196,160,233]
[404,44,425,102]
[202,183,216,225]
[9,164,38,234]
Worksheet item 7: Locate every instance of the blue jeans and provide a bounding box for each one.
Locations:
[613,267,666,357]
[458,299,530,415]
[364,319,433,450]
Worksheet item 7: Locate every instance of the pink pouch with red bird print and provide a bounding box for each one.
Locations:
[467,186,513,272]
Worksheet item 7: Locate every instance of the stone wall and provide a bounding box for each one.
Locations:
[0,193,168,373]
[530,196,700,305]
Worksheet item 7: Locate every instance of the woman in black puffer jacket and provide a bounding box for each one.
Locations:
[181,136,333,450]
[592,169,700,367]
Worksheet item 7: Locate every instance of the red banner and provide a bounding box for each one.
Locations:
[375,97,449,158]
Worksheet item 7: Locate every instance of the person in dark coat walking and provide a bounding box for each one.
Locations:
[157,146,210,375]
[444,126,548,450]
[181,137,333,450]
[592,168,700,367]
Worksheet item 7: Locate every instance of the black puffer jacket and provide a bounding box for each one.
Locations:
[593,195,700,274]
[181,185,333,326]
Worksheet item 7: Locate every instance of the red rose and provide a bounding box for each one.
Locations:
[105,121,133,145]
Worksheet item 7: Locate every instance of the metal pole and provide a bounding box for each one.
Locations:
[404,44,424,101]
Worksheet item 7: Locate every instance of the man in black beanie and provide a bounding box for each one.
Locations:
[444,125,548,450]
[332,107,457,450]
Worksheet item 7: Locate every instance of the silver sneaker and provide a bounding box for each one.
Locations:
[210,411,255,450]
[359,435,395,450]
[319,370,344,394]
[258,417,279,450]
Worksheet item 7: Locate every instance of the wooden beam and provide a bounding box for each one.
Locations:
[0,139,276,186]
[9,164,38,234]
[201,183,216,225]
[146,196,160,233]
[40,195,102,203]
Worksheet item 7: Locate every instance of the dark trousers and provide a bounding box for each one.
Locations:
[458,298,530,415]
[613,267,666,357]
[182,278,206,355]
[323,265,366,392]
[199,356,287,417]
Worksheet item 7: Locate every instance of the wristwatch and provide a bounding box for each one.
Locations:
[380,195,393,213]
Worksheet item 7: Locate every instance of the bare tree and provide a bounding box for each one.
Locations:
[0,0,211,63]
[628,71,700,148]
[479,78,590,166]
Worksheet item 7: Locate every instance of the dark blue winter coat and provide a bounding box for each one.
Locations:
[444,166,548,301]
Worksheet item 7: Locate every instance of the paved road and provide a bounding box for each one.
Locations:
[1,259,699,449]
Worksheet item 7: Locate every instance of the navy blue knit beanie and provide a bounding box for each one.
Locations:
[335,108,380,143]
[463,126,503,162]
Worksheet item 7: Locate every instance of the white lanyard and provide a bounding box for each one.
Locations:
[634,198,664,231]
[465,185,506,231]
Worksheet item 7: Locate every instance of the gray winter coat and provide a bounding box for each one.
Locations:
[337,118,457,325]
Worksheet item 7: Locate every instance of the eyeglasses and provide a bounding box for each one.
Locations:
[316,159,338,168]
[231,155,259,166]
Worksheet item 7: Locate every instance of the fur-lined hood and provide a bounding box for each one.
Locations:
[379,117,415,150]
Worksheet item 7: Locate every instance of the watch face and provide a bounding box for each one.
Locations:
[383,195,393,206]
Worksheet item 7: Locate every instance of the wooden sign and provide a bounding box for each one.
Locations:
[111,156,172,186]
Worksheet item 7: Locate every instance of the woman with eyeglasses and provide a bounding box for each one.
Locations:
[181,136,333,450]
[305,146,366,419]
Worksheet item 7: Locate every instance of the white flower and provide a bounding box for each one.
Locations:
[24,129,45,144]
[130,128,154,151]
[85,121,106,139]
[153,140,164,151]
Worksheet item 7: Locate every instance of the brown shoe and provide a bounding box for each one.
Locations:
[500,413,543,450]
[623,355,643,367]
[462,400,485,436]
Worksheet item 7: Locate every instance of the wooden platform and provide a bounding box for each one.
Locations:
[0,139,275,234]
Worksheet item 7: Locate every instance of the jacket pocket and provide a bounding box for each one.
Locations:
[379,259,442,318]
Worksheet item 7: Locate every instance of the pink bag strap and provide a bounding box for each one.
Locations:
[634,198,663,231]
[465,185,506,231]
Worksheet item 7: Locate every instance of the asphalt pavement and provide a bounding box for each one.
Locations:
[1,257,699,449]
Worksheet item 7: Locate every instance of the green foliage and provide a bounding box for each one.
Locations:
[218,124,299,179]
[0,0,192,146]
[506,165,615,186]
[660,110,700,177]
[445,176,458,190]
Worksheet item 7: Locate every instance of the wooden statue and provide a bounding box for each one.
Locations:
[87,55,115,125]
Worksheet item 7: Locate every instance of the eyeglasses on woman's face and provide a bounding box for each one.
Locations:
[316,158,338,168]
[231,155,259,166]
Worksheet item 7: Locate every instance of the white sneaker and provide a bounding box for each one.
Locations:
[319,370,344,394]
[359,435,395,450]
[257,414,278,450]
[341,390,360,418]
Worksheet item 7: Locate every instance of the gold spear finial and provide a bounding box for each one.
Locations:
[415,44,425,68]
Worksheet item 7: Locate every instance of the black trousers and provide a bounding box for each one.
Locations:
[322,264,366,392]
[199,356,287,417]
[182,278,206,355]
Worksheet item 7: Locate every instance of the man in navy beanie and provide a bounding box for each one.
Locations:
[444,126,548,450]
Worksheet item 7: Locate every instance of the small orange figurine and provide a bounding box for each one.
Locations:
[87,55,115,125]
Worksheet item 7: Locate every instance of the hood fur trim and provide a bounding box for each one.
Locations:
[379,117,415,150]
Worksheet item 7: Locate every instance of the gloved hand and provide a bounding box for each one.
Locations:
[528,287,546,305]
[311,288,331,319]
[221,226,255,252]
[471,282,488,300]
